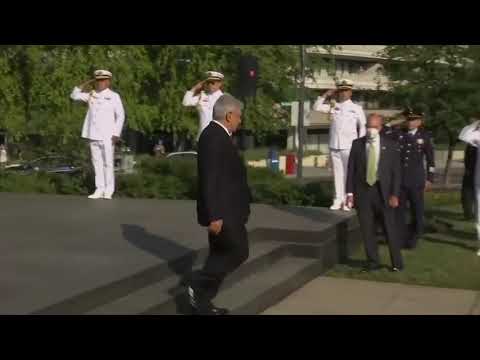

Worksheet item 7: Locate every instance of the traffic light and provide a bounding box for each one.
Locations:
[238,55,258,99]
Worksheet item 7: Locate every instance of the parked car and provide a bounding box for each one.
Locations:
[4,156,82,175]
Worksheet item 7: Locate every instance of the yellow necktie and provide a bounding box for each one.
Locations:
[367,139,378,186]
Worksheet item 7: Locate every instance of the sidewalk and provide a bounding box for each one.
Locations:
[262,277,480,315]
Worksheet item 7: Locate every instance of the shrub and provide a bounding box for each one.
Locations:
[116,173,190,200]
[0,172,56,194]
[247,166,314,206]
[0,154,333,209]
[302,181,332,208]
[48,172,91,195]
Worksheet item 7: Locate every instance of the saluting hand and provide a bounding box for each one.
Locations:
[79,79,95,91]
[191,81,205,95]
[323,89,336,98]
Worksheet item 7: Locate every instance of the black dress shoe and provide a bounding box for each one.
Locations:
[188,287,229,315]
[203,306,229,315]
[361,263,382,273]
[391,267,404,272]
[191,304,229,315]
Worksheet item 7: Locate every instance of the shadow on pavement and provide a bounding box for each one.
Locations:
[122,224,199,315]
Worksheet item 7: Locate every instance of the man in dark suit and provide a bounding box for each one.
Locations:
[462,144,477,220]
[188,94,251,315]
[346,113,404,272]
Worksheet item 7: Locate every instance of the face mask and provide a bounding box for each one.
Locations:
[367,128,379,138]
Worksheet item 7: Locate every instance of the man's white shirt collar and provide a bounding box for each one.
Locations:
[337,99,353,106]
[212,120,231,137]
[409,128,418,135]
[91,88,112,98]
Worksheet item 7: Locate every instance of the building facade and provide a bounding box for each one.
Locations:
[288,45,400,152]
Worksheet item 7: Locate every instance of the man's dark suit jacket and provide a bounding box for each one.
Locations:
[346,134,401,207]
[197,121,251,227]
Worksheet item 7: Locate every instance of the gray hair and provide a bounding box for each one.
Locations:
[213,94,244,121]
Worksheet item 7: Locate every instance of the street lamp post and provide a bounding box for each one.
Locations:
[297,45,305,180]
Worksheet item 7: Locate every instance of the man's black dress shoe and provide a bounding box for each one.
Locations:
[391,267,403,272]
[192,306,229,315]
[188,286,229,315]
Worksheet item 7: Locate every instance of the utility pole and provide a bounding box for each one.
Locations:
[297,45,305,180]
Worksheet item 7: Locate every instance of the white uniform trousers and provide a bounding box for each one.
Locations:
[330,148,351,206]
[90,140,115,195]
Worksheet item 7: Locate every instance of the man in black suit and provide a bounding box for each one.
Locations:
[188,94,251,315]
[346,113,404,272]
[462,144,477,220]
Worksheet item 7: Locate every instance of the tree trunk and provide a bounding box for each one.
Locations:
[443,132,455,186]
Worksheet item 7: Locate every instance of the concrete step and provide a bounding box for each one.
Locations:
[32,211,361,315]
[88,222,362,315]
[223,257,322,315]
[87,240,288,315]
[139,225,362,315]
[31,247,210,315]
[146,255,322,315]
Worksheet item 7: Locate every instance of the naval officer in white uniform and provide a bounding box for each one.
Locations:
[313,79,366,211]
[183,71,224,141]
[71,70,125,200]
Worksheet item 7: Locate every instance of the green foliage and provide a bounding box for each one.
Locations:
[381,45,480,144]
[120,155,198,199]
[48,172,91,195]
[302,182,332,207]
[0,45,334,153]
[116,173,190,200]
[246,166,331,207]
[0,172,56,194]
[0,155,331,207]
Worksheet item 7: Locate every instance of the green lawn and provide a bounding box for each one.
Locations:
[326,191,480,291]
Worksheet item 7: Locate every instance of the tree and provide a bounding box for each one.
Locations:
[381,45,480,184]
[146,45,302,145]
[0,46,28,140]
[0,45,333,155]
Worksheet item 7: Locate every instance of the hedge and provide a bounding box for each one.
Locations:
[0,156,332,207]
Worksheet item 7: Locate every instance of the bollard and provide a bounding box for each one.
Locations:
[268,148,279,172]
[286,153,297,175]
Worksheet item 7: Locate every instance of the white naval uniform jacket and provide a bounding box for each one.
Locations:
[459,122,480,186]
[313,97,366,150]
[182,89,223,139]
[70,87,125,141]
